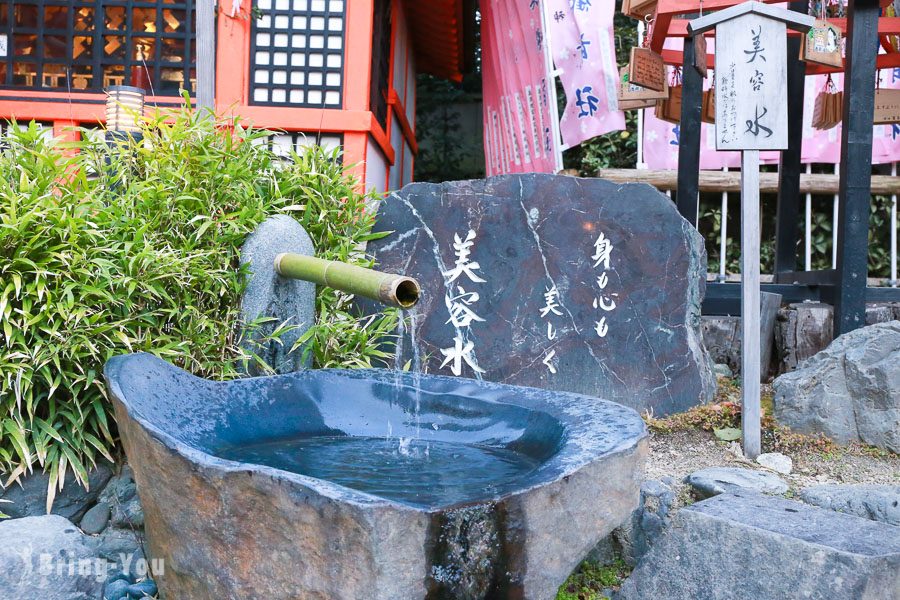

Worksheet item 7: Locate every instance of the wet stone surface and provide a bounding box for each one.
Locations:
[105,352,648,600]
[363,174,715,417]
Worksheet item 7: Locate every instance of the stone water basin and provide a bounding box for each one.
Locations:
[105,352,647,599]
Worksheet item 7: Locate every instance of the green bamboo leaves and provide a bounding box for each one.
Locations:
[1,112,396,511]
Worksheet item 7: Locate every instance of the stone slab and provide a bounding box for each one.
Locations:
[363,174,715,416]
[684,467,789,498]
[618,492,900,600]
[0,515,105,600]
[801,484,900,526]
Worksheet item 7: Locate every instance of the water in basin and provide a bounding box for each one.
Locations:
[217,435,542,509]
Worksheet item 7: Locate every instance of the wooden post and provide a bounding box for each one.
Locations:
[196,0,216,111]
[689,2,813,459]
[741,149,762,458]
[835,0,880,335]
[676,36,703,226]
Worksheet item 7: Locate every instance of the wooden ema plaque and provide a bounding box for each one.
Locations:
[655,85,682,124]
[617,66,668,102]
[801,20,843,68]
[873,88,900,124]
[628,47,667,92]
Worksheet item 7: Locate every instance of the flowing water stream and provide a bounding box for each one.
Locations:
[393,309,425,455]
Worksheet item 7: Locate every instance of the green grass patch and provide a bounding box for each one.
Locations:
[556,558,632,600]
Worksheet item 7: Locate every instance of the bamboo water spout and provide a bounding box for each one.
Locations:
[274,252,420,309]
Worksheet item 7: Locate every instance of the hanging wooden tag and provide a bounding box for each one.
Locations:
[702,88,715,124]
[654,99,665,121]
[812,90,841,130]
[693,35,708,77]
[831,91,844,128]
[655,85,682,124]
[628,47,667,92]
[617,66,668,102]
[801,20,843,68]
[665,85,683,122]
[873,89,900,124]
[619,98,659,110]
[812,92,825,129]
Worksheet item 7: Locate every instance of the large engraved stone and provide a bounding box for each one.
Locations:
[364,174,715,416]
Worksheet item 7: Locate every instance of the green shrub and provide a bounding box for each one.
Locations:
[0,111,397,510]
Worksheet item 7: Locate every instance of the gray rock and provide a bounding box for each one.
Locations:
[240,214,316,375]
[362,174,715,417]
[111,496,144,529]
[103,578,129,600]
[755,452,792,475]
[79,501,111,534]
[617,492,900,600]
[0,515,105,600]
[95,527,144,563]
[97,465,144,528]
[105,549,151,585]
[585,535,620,566]
[106,351,648,600]
[0,462,113,521]
[712,362,733,378]
[126,579,157,597]
[99,465,137,506]
[615,479,676,566]
[684,467,788,498]
[800,484,900,526]
[773,320,900,452]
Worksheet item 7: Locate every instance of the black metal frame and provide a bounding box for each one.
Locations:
[248,0,345,108]
[368,0,390,129]
[1,0,196,95]
[678,0,900,325]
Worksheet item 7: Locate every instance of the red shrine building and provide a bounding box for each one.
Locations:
[0,0,475,190]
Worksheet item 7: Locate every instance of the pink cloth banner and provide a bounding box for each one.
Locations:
[481,0,558,175]
[643,40,900,168]
[545,0,625,148]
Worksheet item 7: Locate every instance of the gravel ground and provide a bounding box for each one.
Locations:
[643,429,900,508]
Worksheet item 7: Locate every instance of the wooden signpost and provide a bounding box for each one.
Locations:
[689,2,813,459]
